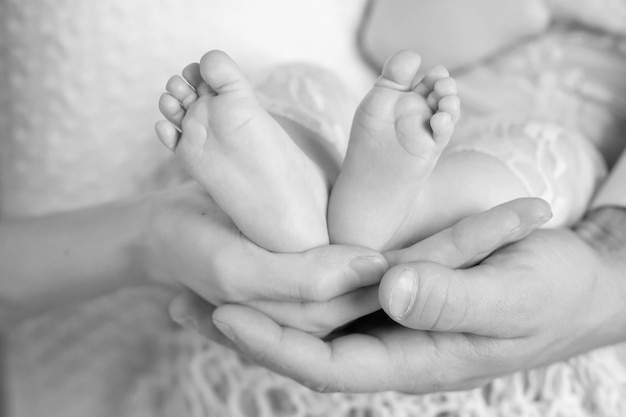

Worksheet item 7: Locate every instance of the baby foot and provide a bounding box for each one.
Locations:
[328,50,460,251]
[156,50,329,252]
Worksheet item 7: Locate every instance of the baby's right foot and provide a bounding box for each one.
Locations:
[155,50,329,252]
[328,50,460,251]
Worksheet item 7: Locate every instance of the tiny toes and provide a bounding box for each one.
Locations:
[183,62,216,97]
[395,94,437,157]
[159,93,186,127]
[414,64,449,96]
[182,63,202,90]
[438,95,461,124]
[430,112,454,145]
[426,77,457,109]
[155,120,181,151]
[166,75,198,109]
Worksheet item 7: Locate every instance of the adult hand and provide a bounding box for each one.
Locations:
[144,182,387,336]
[173,198,611,393]
[208,203,626,393]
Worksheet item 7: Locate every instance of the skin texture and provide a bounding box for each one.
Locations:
[166,199,626,393]
[143,182,388,336]
[0,181,387,335]
[328,50,459,251]
[156,50,329,253]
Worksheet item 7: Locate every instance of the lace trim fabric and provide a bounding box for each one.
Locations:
[174,334,626,417]
[446,119,607,227]
[480,27,626,161]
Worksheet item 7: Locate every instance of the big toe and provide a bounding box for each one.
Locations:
[199,50,254,96]
[378,50,423,91]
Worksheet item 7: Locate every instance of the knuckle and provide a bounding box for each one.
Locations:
[296,278,332,302]
[445,276,472,332]
[294,281,318,302]
[414,267,459,331]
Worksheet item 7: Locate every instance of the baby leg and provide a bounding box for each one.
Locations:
[329,50,605,251]
[156,51,329,252]
[393,120,606,246]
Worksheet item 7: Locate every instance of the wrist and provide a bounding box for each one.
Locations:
[576,206,626,342]
[132,187,186,290]
[124,192,157,286]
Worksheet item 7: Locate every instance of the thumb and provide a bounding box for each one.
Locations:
[378,262,520,337]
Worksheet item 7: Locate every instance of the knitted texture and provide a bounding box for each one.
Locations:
[175,336,626,417]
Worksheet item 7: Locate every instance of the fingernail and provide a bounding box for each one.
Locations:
[389,269,417,320]
[172,315,198,332]
[538,209,553,223]
[349,256,388,283]
[213,319,236,341]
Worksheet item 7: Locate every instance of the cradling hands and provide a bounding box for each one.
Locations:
[143,181,387,337]
[165,197,626,394]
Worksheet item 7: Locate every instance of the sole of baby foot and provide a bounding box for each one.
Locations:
[158,50,329,252]
[328,50,459,251]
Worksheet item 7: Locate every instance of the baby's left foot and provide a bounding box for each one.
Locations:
[155,51,329,252]
[328,50,460,250]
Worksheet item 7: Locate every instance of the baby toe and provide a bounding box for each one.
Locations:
[438,95,461,124]
[413,64,449,96]
[430,112,454,145]
[166,75,198,109]
[155,120,181,151]
[183,62,216,97]
[182,63,202,90]
[159,93,186,127]
[426,77,457,110]
[395,94,437,157]
[378,50,423,91]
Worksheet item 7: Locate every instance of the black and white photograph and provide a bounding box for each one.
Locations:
[1,0,625,415]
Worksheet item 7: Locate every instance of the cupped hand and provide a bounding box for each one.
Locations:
[173,197,615,393]
[142,182,387,335]
[206,203,626,393]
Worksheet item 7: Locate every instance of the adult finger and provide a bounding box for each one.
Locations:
[378,261,531,337]
[169,291,238,351]
[384,198,552,269]
[159,183,388,305]
[229,245,387,303]
[210,304,411,393]
[210,305,499,393]
[170,293,392,391]
[246,285,380,336]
